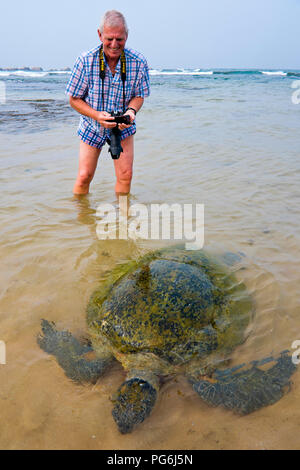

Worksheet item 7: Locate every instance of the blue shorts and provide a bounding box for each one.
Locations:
[78,122,136,149]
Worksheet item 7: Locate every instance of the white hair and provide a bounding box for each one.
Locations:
[99,10,128,34]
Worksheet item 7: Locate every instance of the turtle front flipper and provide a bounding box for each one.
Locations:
[112,376,158,434]
[37,319,113,384]
[189,351,297,415]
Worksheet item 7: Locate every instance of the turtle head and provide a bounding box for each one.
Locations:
[112,378,157,434]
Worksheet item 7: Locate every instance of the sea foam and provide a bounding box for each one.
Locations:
[261,71,287,76]
[149,69,213,76]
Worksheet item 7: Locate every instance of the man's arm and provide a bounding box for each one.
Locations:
[118,97,144,130]
[69,96,117,129]
[127,96,144,114]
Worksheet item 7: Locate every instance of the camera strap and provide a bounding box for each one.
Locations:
[99,45,126,113]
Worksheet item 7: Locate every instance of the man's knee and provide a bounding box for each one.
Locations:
[117,168,133,184]
[77,169,95,185]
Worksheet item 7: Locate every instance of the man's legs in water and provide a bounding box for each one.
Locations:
[73,135,134,195]
[73,141,101,195]
[113,134,134,196]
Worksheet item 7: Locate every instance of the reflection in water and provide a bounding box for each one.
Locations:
[73,195,98,227]
[71,194,142,279]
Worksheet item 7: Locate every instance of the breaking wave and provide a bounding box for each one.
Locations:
[0,70,71,78]
[261,71,287,76]
[149,69,295,77]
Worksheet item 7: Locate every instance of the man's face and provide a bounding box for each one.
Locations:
[98,23,128,62]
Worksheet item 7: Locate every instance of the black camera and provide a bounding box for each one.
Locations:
[106,112,131,160]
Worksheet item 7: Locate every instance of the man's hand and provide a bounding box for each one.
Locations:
[118,109,135,131]
[96,111,117,129]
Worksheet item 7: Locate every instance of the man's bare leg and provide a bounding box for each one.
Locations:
[113,135,134,196]
[73,141,101,195]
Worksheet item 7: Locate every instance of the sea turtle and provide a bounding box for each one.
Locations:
[38,246,296,433]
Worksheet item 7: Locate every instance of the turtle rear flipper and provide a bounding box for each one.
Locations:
[190,352,297,414]
[37,319,113,384]
[112,378,158,434]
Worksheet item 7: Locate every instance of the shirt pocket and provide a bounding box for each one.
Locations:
[87,83,102,110]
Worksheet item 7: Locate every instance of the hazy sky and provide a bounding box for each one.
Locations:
[1,0,300,69]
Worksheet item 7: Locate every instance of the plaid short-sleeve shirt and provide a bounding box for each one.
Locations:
[66,45,150,147]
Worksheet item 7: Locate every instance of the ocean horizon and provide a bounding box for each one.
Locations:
[1,66,300,77]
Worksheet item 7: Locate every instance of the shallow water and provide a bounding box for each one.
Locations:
[0,70,300,449]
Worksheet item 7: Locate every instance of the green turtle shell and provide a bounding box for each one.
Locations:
[87,246,253,365]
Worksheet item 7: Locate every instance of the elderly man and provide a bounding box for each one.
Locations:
[66,10,150,195]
